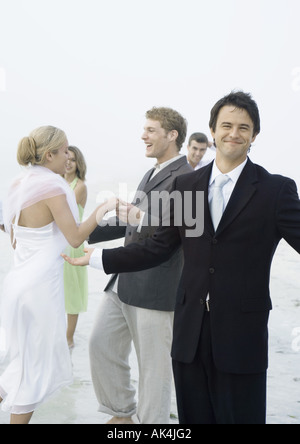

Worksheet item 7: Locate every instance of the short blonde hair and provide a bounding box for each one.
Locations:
[146,107,187,150]
[17,126,68,166]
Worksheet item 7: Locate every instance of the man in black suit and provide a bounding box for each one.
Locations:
[64,92,300,424]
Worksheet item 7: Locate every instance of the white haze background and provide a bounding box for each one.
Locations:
[0,0,300,194]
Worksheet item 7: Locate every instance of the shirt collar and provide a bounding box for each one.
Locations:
[154,154,183,172]
[209,158,248,186]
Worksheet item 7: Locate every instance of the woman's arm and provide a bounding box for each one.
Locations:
[46,195,117,248]
[74,180,88,208]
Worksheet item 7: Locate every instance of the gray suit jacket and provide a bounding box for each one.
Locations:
[89,155,193,311]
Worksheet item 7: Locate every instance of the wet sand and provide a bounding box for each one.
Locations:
[0,232,299,424]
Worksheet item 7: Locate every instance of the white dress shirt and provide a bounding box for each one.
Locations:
[151,154,183,179]
[90,247,104,270]
[208,158,248,211]
[206,158,248,308]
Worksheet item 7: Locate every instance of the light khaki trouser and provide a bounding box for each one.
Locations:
[89,290,174,424]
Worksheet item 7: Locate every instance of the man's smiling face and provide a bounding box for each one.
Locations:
[141,119,171,161]
[211,105,257,164]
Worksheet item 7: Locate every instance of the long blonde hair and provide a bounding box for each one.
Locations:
[17,126,68,166]
[68,146,87,181]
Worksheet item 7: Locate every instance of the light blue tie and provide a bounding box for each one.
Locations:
[210,175,230,231]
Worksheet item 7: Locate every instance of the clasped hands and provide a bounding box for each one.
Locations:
[62,197,143,267]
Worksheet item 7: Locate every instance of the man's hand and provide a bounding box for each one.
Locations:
[0,225,5,232]
[62,248,95,266]
[96,197,119,225]
[117,200,143,226]
[105,197,120,213]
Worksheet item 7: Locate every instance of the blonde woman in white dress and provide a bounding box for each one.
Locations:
[0,126,115,424]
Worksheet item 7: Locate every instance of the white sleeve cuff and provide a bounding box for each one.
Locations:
[89,248,104,270]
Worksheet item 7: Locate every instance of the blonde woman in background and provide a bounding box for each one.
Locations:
[0,127,116,424]
[64,146,88,348]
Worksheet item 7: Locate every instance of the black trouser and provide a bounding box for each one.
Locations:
[172,312,267,424]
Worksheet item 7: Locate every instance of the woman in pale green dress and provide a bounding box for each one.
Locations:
[64,146,88,348]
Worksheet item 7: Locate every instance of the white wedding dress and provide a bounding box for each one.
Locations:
[0,166,79,415]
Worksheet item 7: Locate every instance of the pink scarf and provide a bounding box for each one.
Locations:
[3,165,79,233]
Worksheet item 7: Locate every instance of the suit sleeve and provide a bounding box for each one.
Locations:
[102,177,182,274]
[88,217,127,244]
[276,178,300,253]
[102,223,181,274]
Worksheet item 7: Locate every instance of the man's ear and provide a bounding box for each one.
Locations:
[168,130,178,143]
[210,128,217,148]
[251,133,258,144]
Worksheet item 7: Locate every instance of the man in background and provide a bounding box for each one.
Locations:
[187,132,215,170]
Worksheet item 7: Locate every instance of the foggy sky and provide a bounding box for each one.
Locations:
[0,0,300,194]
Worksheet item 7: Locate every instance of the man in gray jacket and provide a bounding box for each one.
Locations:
[88,107,192,424]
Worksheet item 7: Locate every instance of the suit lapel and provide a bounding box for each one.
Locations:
[132,156,189,206]
[143,168,172,195]
[143,156,189,196]
[216,160,258,236]
[131,168,155,206]
[138,168,155,191]
[193,163,215,237]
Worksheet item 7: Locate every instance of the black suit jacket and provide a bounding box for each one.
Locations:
[89,156,192,311]
[103,160,300,374]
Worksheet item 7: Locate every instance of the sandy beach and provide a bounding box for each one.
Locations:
[0,208,299,424]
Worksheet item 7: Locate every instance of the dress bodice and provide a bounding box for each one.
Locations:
[13,222,68,270]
